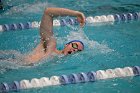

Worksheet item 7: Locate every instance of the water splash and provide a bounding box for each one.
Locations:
[0,50,28,72]
[64,28,114,54]
[1,1,55,17]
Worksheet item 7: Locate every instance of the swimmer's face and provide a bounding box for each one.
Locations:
[62,42,84,55]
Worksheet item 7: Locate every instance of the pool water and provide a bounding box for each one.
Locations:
[0,0,140,93]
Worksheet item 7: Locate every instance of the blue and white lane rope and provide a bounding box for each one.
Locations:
[0,12,140,32]
[0,66,140,92]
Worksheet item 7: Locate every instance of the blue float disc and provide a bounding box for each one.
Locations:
[78,72,89,83]
[133,66,140,76]
[18,23,24,30]
[60,75,70,85]
[2,24,9,31]
[13,81,20,91]
[69,73,79,84]
[132,12,139,20]
[114,14,121,22]
[87,71,96,82]
[1,82,9,92]
[60,19,67,26]
[68,18,74,25]
[127,13,134,20]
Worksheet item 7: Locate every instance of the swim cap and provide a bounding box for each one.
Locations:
[66,40,84,49]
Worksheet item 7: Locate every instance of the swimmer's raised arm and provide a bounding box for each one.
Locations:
[45,8,85,26]
[40,7,85,51]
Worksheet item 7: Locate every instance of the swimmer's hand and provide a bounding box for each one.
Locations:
[76,12,86,27]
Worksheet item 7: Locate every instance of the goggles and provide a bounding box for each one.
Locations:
[71,43,81,51]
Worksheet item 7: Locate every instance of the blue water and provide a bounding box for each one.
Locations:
[0,0,140,93]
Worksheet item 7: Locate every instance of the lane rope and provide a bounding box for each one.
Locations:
[0,66,139,92]
[0,12,140,32]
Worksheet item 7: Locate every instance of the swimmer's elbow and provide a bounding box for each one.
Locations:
[45,8,52,15]
[44,8,59,16]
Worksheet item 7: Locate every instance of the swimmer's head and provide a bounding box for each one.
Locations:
[62,40,84,55]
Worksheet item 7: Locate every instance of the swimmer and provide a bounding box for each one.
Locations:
[24,7,85,64]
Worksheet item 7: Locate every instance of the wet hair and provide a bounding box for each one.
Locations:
[66,40,84,50]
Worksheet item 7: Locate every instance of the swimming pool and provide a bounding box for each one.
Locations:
[0,0,140,93]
